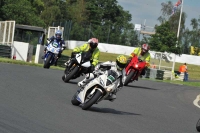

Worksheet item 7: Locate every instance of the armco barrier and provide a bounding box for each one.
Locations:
[66,40,200,66]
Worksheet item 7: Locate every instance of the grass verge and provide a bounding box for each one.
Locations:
[0,49,199,87]
[0,57,64,70]
[146,78,200,88]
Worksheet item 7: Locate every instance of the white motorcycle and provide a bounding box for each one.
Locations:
[62,51,92,82]
[71,69,121,110]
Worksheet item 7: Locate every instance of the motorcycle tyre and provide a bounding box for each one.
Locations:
[63,65,79,83]
[71,91,81,106]
[124,70,135,86]
[82,89,102,110]
[43,54,52,69]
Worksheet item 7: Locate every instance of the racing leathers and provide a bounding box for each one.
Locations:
[43,36,66,65]
[129,47,151,77]
[78,61,126,101]
[67,43,100,72]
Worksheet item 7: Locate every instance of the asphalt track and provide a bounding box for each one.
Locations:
[0,63,200,133]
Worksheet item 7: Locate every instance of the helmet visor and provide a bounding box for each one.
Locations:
[116,60,126,70]
[56,34,61,39]
[90,43,97,49]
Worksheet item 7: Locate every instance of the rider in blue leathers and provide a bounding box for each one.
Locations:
[42,30,66,66]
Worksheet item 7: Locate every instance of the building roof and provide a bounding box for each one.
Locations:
[15,24,45,32]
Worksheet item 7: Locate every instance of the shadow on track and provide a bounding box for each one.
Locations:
[68,81,78,85]
[126,84,158,90]
[88,107,141,116]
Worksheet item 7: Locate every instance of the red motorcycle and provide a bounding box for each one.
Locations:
[124,54,149,86]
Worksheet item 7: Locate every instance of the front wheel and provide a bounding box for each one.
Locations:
[63,65,79,83]
[82,89,102,110]
[196,118,200,132]
[124,70,135,86]
[71,91,81,106]
[43,54,52,69]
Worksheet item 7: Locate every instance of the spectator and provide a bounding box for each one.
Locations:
[179,63,188,81]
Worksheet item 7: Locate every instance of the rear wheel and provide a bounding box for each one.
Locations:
[63,65,79,83]
[71,91,81,106]
[124,70,135,86]
[82,89,102,110]
[43,54,52,69]
[196,118,200,132]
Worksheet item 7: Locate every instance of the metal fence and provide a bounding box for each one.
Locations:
[51,20,139,46]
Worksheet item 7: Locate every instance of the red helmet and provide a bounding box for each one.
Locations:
[142,44,150,52]
[88,38,98,49]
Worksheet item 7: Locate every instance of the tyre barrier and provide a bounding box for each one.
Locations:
[145,68,164,80]
[0,45,11,58]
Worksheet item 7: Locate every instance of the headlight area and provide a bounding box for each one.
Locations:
[106,87,113,92]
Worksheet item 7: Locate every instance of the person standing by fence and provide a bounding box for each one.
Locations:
[179,63,188,81]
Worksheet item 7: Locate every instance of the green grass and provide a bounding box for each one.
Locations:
[62,49,120,62]
[149,78,200,88]
[0,57,64,70]
[0,49,199,87]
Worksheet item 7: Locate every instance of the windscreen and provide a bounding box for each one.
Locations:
[81,51,92,63]
[106,70,118,86]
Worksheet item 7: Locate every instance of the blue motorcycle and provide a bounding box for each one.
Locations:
[43,40,62,69]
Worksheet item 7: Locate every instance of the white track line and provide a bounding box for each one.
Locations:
[193,94,200,108]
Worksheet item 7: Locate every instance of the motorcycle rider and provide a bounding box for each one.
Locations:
[128,44,151,79]
[65,38,100,73]
[42,30,66,66]
[78,55,127,101]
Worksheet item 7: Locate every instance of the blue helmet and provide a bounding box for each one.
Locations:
[55,30,62,39]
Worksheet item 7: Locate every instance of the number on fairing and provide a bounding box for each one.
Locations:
[107,75,116,83]
[52,42,59,48]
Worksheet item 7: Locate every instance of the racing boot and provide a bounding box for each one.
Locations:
[54,57,59,66]
[108,87,122,102]
[78,77,90,88]
[78,73,95,88]
[78,80,87,88]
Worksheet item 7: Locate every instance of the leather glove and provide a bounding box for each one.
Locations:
[71,52,78,58]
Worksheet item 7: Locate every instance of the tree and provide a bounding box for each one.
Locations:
[0,0,139,46]
[190,17,200,55]
[67,0,88,23]
[181,28,191,54]
[1,0,45,26]
[149,21,181,54]
[83,0,134,44]
[157,1,186,44]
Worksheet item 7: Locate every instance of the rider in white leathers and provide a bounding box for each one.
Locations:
[78,55,127,101]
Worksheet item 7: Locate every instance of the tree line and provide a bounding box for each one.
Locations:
[0,0,139,46]
[147,1,200,55]
[0,0,199,55]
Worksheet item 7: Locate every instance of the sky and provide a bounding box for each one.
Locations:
[117,0,200,30]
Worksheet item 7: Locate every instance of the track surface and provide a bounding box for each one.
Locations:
[0,63,200,133]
